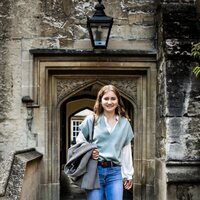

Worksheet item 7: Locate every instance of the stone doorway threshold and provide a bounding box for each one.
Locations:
[60,170,133,200]
[60,170,86,200]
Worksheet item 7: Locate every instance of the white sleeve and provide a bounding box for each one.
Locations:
[76,131,87,143]
[121,143,134,180]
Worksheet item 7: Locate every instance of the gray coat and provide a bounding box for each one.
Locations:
[64,141,100,189]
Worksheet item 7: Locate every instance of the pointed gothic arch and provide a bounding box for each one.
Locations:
[59,81,136,199]
[31,55,156,200]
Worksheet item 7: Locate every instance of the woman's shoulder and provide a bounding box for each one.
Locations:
[119,116,130,123]
[79,113,95,130]
[83,113,96,122]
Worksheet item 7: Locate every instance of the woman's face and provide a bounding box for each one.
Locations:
[101,90,118,114]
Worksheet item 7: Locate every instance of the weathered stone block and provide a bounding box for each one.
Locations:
[63,0,73,16]
[128,12,155,25]
[155,159,167,200]
[167,184,200,200]
[111,24,155,40]
[42,0,66,20]
[185,118,200,159]
[0,151,14,196]
[187,77,200,116]
[166,117,189,160]
[59,38,74,48]
[165,39,193,56]
[163,21,199,39]
[166,117,200,161]
[166,162,200,183]
[5,150,42,199]
[162,4,196,21]
[21,38,60,50]
[162,3,199,39]
[165,60,192,116]
[0,0,12,39]
[121,1,156,13]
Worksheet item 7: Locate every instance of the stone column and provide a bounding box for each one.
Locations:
[156,1,200,199]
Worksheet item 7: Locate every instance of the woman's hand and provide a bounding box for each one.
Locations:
[92,148,99,160]
[123,179,133,190]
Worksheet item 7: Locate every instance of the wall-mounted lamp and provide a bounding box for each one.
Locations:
[87,0,113,49]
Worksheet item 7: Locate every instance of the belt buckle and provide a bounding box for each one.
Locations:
[110,161,113,167]
[102,161,108,167]
[101,161,113,167]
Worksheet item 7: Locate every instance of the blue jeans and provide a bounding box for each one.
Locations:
[86,166,123,200]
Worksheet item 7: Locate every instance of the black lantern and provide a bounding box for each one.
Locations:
[87,0,113,49]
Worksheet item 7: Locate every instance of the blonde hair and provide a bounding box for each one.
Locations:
[93,85,129,118]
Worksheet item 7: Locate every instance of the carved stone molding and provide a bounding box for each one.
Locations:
[57,78,137,103]
[57,79,92,102]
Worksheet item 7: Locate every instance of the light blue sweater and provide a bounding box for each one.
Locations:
[79,114,134,165]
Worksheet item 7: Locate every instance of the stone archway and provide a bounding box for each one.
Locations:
[58,81,136,199]
[31,53,156,200]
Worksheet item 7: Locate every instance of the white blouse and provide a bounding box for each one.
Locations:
[104,116,134,180]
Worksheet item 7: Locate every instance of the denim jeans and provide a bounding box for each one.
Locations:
[86,166,123,200]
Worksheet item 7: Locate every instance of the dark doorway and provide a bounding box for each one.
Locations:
[60,83,134,200]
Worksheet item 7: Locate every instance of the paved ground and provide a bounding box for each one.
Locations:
[60,184,87,200]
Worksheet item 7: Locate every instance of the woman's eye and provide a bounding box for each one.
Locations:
[103,97,116,101]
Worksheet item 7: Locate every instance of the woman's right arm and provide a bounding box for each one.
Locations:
[76,131,99,160]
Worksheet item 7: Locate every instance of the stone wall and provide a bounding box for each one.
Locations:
[156,0,200,199]
[0,0,200,199]
[0,0,157,199]
[0,0,157,162]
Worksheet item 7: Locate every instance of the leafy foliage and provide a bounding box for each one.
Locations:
[193,66,200,77]
[191,42,200,78]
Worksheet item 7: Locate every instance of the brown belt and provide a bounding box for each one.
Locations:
[98,161,119,168]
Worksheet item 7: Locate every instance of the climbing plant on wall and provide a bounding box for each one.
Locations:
[192,42,200,77]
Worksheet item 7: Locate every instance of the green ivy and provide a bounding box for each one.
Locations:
[193,65,200,77]
[191,42,200,78]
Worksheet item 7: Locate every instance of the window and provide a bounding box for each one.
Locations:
[71,119,82,144]
[70,108,93,144]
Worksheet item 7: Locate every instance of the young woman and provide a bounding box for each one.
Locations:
[77,85,134,200]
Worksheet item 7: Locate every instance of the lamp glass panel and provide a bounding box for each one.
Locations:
[91,24,109,46]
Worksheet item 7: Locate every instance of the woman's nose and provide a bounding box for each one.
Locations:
[108,99,112,103]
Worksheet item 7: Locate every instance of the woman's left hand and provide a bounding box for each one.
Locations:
[92,148,99,160]
[123,179,133,190]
